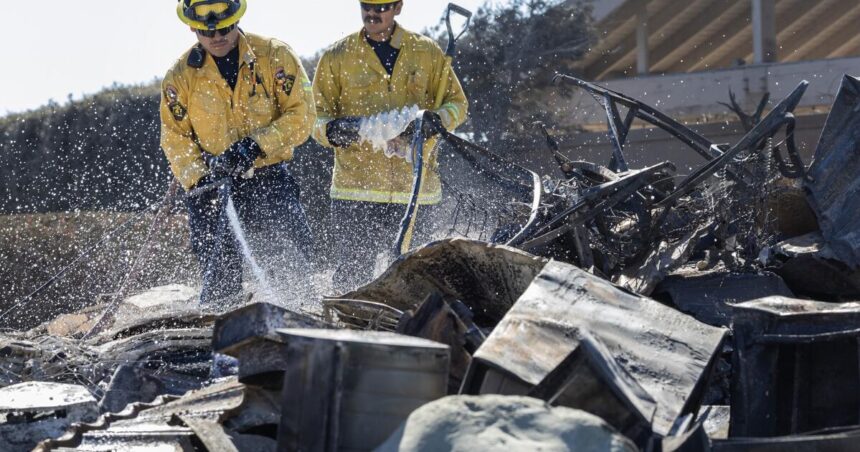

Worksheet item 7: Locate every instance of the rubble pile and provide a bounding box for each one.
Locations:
[1,75,859,451]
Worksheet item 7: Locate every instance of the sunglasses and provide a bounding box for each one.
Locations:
[196,23,236,37]
[360,2,399,13]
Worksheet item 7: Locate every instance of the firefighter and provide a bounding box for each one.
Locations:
[160,0,316,305]
[313,0,469,291]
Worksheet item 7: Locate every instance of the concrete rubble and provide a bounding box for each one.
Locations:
[1,74,859,451]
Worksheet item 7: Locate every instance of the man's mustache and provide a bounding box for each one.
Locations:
[364,16,382,24]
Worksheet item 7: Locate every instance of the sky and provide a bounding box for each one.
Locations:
[3,0,501,115]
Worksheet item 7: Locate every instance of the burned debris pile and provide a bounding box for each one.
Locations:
[3,75,860,451]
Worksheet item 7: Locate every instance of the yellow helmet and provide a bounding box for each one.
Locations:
[177,0,247,31]
[361,0,401,4]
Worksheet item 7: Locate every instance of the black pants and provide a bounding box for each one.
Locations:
[185,163,315,304]
[330,199,435,293]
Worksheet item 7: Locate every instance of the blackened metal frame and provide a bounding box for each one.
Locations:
[553,74,727,166]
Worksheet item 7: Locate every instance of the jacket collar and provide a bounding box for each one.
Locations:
[389,23,406,49]
[358,22,408,49]
[237,30,256,68]
[354,23,408,76]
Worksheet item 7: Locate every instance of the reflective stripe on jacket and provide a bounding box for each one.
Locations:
[160,32,315,190]
[312,25,468,205]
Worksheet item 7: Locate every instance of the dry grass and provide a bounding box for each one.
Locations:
[0,210,197,331]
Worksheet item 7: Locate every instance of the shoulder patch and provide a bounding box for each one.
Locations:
[170,103,187,121]
[165,85,186,121]
[275,67,296,95]
[165,85,179,102]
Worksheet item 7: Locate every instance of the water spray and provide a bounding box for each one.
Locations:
[220,184,276,301]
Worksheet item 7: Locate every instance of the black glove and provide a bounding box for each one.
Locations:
[422,110,444,136]
[208,137,263,179]
[192,172,217,191]
[326,116,361,148]
[400,110,444,140]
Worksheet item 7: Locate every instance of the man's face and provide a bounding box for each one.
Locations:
[361,2,402,36]
[193,25,240,57]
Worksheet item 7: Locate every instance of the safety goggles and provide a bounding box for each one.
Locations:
[184,1,240,26]
[196,23,236,37]
[360,2,400,13]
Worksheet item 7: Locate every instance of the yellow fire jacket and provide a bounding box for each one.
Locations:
[312,25,468,205]
[160,32,315,190]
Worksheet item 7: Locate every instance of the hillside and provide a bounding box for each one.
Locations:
[0,210,196,330]
[0,83,168,213]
